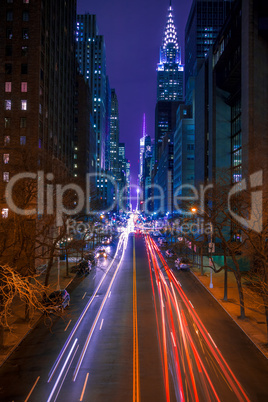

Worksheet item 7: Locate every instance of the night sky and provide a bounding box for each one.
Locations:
[77,0,192,185]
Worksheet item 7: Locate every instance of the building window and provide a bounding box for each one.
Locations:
[5,100,11,110]
[21,46,28,56]
[2,208,9,219]
[4,118,11,128]
[6,11,13,21]
[21,100,27,110]
[23,0,29,3]
[22,11,29,21]
[5,64,12,74]
[20,136,26,145]
[22,29,29,39]
[21,82,27,92]
[21,64,28,74]
[5,45,12,57]
[7,0,13,3]
[3,172,9,182]
[5,82,12,92]
[3,154,9,164]
[4,136,10,146]
[20,117,27,128]
[6,28,12,39]
[39,104,42,114]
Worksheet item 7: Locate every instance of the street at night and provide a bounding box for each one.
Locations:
[1,227,268,401]
[1,0,268,400]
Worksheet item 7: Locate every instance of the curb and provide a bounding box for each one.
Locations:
[190,269,268,360]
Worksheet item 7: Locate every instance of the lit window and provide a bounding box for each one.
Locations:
[5,82,11,92]
[5,100,11,110]
[3,172,9,182]
[74,154,77,159]
[21,46,28,56]
[20,136,26,145]
[21,82,27,92]
[3,154,9,164]
[2,208,9,219]
[22,29,29,40]
[21,100,27,110]
[4,136,10,145]
[6,28,12,40]
[5,118,11,128]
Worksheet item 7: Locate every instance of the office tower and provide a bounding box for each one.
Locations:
[185,0,233,89]
[155,3,184,163]
[157,3,184,102]
[0,0,76,189]
[76,14,108,174]
[173,105,195,208]
[74,73,96,181]
[110,89,120,179]
[139,114,146,187]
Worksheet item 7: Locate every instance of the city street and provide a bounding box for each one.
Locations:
[0,230,268,401]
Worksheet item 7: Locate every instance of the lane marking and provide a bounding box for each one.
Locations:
[79,372,89,401]
[133,235,140,402]
[46,339,78,402]
[82,292,87,300]
[108,291,111,298]
[99,319,104,330]
[73,232,129,381]
[24,376,40,402]
[64,320,72,332]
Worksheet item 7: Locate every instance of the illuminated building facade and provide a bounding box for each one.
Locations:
[76,14,108,174]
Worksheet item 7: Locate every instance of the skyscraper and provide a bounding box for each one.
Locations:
[155,3,184,163]
[0,0,76,183]
[157,3,184,102]
[185,0,233,88]
[110,89,120,178]
[76,14,108,174]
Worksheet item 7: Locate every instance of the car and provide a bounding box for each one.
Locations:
[84,252,96,265]
[165,249,174,257]
[175,257,191,270]
[96,248,107,258]
[43,289,70,313]
[71,260,92,275]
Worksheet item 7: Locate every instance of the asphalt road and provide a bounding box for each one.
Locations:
[0,230,268,402]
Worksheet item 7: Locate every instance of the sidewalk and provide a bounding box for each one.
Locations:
[191,256,268,359]
[0,260,76,367]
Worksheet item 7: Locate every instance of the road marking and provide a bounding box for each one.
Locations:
[80,372,89,401]
[47,339,78,402]
[99,319,104,330]
[108,291,111,298]
[64,320,72,332]
[188,300,194,309]
[133,235,140,402]
[24,376,40,402]
[82,292,87,300]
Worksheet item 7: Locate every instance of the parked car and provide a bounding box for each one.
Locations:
[96,248,107,258]
[43,289,70,313]
[175,257,191,270]
[165,249,174,257]
[84,252,96,265]
[71,260,91,275]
